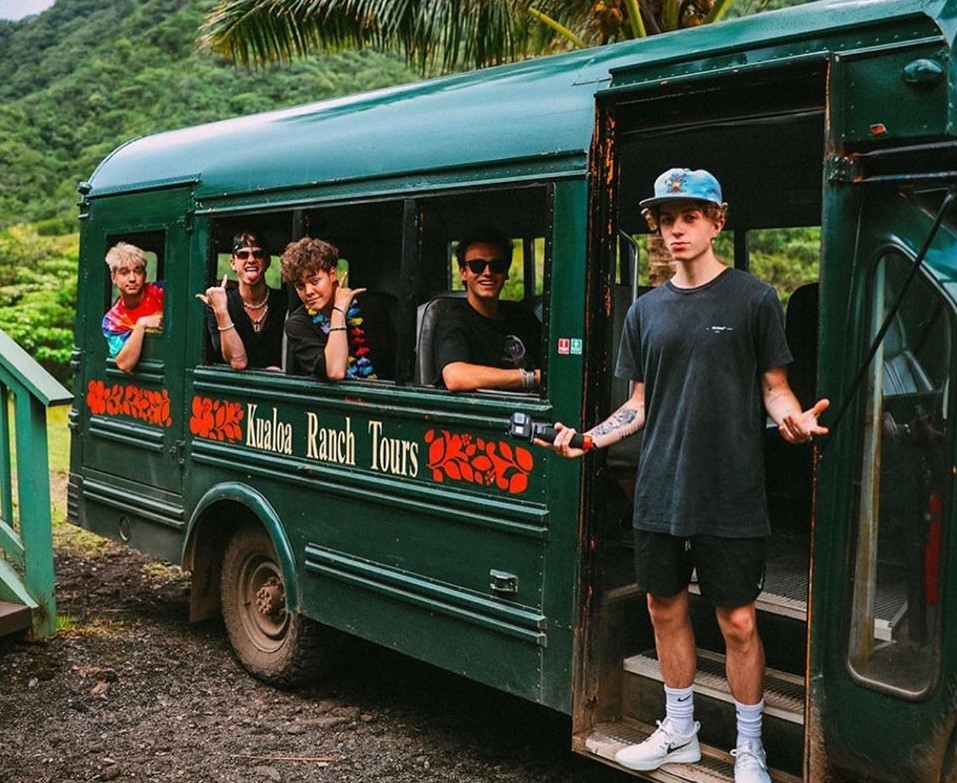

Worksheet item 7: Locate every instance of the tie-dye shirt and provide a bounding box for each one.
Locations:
[101,282,165,357]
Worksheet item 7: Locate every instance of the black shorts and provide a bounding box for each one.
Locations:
[633,531,767,608]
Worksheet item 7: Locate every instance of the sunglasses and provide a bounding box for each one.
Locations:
[465,258,509,275]
[235,248,266,260]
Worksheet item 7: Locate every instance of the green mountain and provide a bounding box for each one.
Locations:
[0,0,417,229]
[0,0,416,384]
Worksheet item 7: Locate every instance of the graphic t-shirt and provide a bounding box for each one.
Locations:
[433,300,541,385]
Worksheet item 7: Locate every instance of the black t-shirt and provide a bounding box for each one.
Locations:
[434,300,541,385]
[206,286,287,369]
[285,295,395,381]
[615,268,792,538]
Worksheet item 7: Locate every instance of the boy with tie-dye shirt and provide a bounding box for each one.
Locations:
[102,242,164,373]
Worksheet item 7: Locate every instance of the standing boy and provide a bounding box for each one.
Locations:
[545,169,828,783]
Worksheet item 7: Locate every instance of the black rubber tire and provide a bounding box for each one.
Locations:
[220,524,325,687]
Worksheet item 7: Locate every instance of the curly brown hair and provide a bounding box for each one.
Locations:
[642,200,728,233]
[280,237,339,284]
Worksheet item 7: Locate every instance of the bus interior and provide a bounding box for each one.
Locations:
[581,57,954,779]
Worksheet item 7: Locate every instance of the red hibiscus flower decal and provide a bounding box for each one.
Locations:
[190,397,243,442]
[86,381,172,428]
[425,429,533,494]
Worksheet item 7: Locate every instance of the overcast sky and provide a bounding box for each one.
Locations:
[0,0,56,21]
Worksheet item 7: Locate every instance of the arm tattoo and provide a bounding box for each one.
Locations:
[590,406,640,442]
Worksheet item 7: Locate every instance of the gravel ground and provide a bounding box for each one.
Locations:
[0,517,632,783]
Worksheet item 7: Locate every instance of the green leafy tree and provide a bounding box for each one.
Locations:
[198,0,744,74]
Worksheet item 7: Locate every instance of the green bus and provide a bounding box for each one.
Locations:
[69,0,957,779]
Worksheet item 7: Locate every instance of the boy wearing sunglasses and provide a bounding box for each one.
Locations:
[199,231,288,370]
[434,227,541,392]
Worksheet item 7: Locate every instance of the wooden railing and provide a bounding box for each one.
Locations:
[0,329,71,639]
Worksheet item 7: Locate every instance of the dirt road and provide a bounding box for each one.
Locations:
[0,525,631,783]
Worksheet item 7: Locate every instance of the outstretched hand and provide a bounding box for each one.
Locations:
[779,398,830,444]
[196,273,228,310]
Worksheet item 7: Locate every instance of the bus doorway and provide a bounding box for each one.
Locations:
[575,63,827,782]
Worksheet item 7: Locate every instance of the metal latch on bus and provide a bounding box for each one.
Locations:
[489,569,519,594]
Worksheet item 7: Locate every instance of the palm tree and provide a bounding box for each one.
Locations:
[198,0,738,74]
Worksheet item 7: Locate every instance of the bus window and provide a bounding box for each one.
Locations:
[415,186,549,392]
[849,250,952,696]
[103,230,166,368]
[202,217,295,370]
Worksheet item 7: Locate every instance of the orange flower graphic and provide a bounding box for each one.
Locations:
[424,429,533,494]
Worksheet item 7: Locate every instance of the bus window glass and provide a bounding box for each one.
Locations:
[848,251,952,696]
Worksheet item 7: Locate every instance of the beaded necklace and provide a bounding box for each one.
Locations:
[309,301,377,380]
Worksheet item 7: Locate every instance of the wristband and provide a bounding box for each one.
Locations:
[328,326,348,332]
[218,323,236,332]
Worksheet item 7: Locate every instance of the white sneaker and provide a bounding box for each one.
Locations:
[615,718,701,771]
[731,740,772,783]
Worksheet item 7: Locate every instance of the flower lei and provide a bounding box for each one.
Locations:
[309,301,378,380]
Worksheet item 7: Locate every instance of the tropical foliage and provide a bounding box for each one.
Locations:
[198,0,760,73]
[0,225,77,384]
[0,0,416,227]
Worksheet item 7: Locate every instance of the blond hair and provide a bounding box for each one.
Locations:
[105,242,147,273]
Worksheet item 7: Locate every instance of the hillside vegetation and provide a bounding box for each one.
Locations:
[0,0,416,383]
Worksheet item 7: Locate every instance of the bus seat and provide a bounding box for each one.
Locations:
[414,292,466,386]
[765,281,818,533]
[522,294,544,322]
[785,282,819,409]
[882,314,933,395]
[604,285,652,500]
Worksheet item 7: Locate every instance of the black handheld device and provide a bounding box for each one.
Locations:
[507,412,594,451]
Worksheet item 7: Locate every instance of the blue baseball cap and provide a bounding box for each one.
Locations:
[639,168,724,209]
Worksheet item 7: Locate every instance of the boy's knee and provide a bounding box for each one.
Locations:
[717,605,758,645]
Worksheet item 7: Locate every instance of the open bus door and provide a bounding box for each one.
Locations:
[809,172,957,781]
[73,187,194,558]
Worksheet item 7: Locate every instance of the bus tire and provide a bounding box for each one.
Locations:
[220,524,324,687]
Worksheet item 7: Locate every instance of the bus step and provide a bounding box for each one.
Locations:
[582,719,801,783]
[0,600,32,638]
[622,649,804,776]
[688,584,807,622]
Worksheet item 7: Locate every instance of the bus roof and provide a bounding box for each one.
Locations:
[85,0,948,201]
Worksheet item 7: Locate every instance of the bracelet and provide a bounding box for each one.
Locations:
[520,368,534,389]
[218,323,236,332]
[332,306,345,314]
[328,326,348,332]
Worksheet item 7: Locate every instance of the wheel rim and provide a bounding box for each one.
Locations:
[236,553,289,653]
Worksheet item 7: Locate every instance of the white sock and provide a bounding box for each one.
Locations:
[735,698,764,746]
[664,685,695,734]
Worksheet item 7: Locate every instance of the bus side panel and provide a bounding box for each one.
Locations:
[185,383,558,703]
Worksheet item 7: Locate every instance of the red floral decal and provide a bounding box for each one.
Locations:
[424,430,534,494]
[189,396,244,442]
[85,380,172,427]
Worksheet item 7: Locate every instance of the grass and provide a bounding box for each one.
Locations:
[46,403,71,475]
